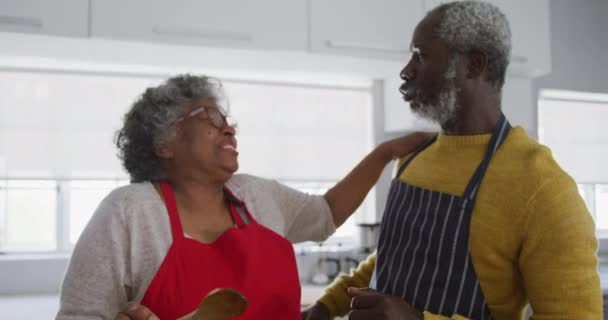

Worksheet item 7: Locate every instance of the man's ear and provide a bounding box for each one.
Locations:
[155,144,174,159]
[466,49,488,79]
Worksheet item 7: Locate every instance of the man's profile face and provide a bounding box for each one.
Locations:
[399,14,462,129]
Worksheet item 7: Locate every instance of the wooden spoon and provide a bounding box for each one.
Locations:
[177,288,248,320]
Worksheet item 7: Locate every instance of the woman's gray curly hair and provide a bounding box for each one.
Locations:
[115,74,227,182]
[429,1,512,92]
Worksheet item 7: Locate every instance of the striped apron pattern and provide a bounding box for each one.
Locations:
[371,113,511,319]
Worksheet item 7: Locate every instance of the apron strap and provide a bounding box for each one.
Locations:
[395,134,439,179]
[229,203,252,228]
[462,113,511,201]
[223,186,253,228]
[160,182,186,242]
[160,183,254,239]
[393,113,511,201]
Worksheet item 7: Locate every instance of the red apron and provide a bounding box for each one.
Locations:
[140,182,301,319]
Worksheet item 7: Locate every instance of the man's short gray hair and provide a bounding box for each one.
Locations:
[429,1,512,91]
[115,74,226,182]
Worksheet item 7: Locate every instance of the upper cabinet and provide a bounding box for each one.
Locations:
[424,0,551,76]
[0,0,88,37]
[309,0,425,61]
[91,0,308,51]
[1,1,551,77]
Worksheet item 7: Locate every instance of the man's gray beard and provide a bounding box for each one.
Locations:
[411,85,459,128]
[410,57,461,129]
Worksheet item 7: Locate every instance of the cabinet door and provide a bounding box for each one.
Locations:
[309,0,425,61]
[424,0,550,76]
[91,0,308,51]
[0,0,88,37]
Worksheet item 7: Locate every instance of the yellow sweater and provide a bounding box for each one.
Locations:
[318,127,601,319]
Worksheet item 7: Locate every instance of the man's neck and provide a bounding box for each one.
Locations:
[443,93,501,136]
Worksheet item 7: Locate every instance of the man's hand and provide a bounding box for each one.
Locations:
[114,302,159,320]
[377,132,436,162]
[301,301,331,320]
[347,287,423,320]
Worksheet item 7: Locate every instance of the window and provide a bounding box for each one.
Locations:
[0,180,57,252]
[68,180,128,245]
[226,80,375,245]
[576,184,608,231]
[596,185,608,230]
[0,179,128,253]
[539,90,608,232]
[0,70,158,253]
[0,70,375,253]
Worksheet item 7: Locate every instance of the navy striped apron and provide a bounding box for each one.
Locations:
[370,114,511,319]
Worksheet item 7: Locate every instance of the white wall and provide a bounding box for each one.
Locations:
[533,0,608,257]
[0,255,68,294]
[534,0,608,96]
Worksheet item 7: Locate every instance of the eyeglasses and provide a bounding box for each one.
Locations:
[176,106,238,130]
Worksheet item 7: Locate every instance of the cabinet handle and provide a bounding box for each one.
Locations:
[152,26,252,43]
[0,15,42,29]
[325,40,407,55]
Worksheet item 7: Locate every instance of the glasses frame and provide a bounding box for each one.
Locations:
[175,106,237,130]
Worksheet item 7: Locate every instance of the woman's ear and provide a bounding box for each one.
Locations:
[466,49,488,79]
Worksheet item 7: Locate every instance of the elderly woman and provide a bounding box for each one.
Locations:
[56,75,431,319]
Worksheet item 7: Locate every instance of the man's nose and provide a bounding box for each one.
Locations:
[400,63,415,82]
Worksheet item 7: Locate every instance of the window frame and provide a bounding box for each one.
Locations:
[0,177,127,254]
[0,68,378,256]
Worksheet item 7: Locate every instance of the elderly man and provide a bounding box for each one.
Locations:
[302,1,601,319]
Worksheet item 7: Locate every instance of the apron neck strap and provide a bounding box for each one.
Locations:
[159,182,185,241]
[223,186,253,228]
[395,134,439,179]
[393,113,511,201]
[159,183,255,241]
[462,113,511,201]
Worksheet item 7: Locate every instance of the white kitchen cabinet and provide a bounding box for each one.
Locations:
[309,0,425,61]
[0,0,88,37]
[424,0,551,77]
[91,0,308,51]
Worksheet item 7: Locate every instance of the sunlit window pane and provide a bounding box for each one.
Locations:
[0,71,160,180]
[1,180,56,252]
[540,91,608,233]
[69,180,119,244]
[0,181,5,251]
[538,91,608,183]
[577,184,586,198]
[1,69,373,252]
[595,185,608,230]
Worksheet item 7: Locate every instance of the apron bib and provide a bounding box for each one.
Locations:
[372,114,511,320]
[141,183,301,319]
